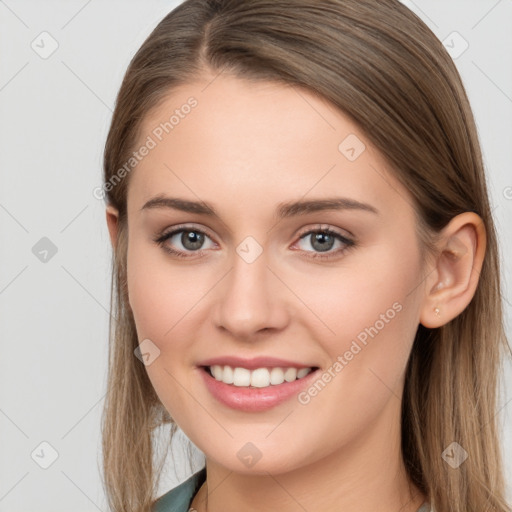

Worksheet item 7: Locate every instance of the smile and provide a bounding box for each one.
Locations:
[198,362,321,412]
[207,365,314,387]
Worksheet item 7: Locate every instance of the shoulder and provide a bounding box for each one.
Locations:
[152,468,207,512]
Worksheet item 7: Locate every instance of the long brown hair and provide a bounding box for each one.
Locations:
[100,1,512,511]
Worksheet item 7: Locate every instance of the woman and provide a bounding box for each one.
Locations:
[100,1,511,511]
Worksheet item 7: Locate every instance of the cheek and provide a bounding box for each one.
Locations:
[125,239,213,400]
[126,238,199,341]
[295,240,422,388]
[126,240,198,418]
[285,270,422,459]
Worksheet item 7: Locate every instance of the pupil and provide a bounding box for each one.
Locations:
[312,233,334,252]
[183,231,204,250]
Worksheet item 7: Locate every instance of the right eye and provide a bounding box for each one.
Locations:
[154,225,217,258]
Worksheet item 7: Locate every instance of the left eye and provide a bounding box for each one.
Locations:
[296,229,351,253]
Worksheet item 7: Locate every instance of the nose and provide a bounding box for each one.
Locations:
[213,246,290,340]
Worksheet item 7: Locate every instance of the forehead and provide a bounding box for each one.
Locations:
[127,75,412,221]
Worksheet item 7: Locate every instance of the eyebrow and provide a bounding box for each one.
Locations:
[140,194,379,218]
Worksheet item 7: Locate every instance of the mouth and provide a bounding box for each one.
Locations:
[198,363,322,412]
[202,364,319,388]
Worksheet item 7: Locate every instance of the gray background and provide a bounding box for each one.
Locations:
[0,1,511,510]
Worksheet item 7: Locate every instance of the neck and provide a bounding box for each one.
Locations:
[191,395,426,512]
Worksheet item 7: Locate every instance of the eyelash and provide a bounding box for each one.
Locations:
[153,224,356,261]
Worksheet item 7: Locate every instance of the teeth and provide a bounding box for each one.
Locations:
[284,368,297,382]
[251,368,270,388]
[209,365,313,388]
[297,368,310,378]
[270,367,285,385]
[223,365,234,384]
[233,367,251,386]
[212,365,223,381]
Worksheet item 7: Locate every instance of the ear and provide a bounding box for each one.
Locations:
[419,212,486,328]
[106,204,119,249]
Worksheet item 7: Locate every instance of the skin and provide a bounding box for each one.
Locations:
[106,73,486,512]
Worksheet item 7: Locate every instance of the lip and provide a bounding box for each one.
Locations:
[197,355,315,370]
[198,365,321,412]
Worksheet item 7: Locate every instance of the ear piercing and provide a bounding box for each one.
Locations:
[434,307,441,316]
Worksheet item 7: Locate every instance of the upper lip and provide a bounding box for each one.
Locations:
[197,356,317,370]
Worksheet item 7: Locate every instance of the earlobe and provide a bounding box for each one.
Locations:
[105,205,119,249]
[419,212,486,328]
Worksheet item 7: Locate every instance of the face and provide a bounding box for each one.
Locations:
[123,74,429,474]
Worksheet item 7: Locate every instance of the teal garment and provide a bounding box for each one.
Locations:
[153,468,206,512]
[152,467,433,512]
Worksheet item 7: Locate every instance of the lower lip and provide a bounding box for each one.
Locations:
[198,367,320,412]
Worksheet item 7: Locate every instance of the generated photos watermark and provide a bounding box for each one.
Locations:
[93,96,198,200]
[297,301,403,405]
